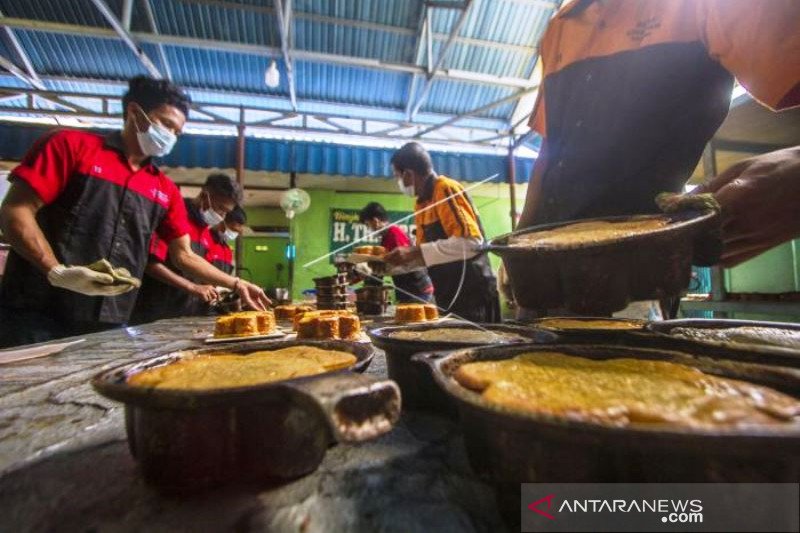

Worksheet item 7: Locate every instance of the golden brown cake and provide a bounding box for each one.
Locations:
[296,311,361,340]
[423,304,439,321]
[536,318,644,331]
[128,346,357,390]
[274,304,315,321]
[454,352,800,428]
[214,311,275,337]
[395,304,427,322]
[214,315,236,336]
[354,245,374,255]
[509,218,670,248]
[371,245,386,256]
[232,314,259,336]
[338,314,361,340]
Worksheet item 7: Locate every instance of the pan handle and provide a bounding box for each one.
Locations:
[286,372,401,444]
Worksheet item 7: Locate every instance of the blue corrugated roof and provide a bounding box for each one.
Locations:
[0,0,556,158]
[294,18,415,63]
[15,31,147,80]
[0,123,534,183]
[296,0,423,29]
[162,45,288,96]
[150,0,279,47]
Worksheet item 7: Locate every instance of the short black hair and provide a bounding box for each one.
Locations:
[122,75,191,118]
[359,202,388,223]
[225,205,247,225]
[204,173,243,204]
[390,142,433,176]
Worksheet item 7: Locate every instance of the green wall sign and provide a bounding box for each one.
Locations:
[329,208,415,262]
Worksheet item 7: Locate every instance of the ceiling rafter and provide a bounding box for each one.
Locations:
[87,0,163,78]
[0,17,537,90]
[272,0,297,111]
[408,0,475,120]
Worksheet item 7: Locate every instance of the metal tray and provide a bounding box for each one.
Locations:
[486,210,719,314]
[367,322,556,413]
[417,342,800,485]
[92,340,399,491]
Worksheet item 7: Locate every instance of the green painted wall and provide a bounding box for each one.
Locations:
[724,239,800,321]
[240,236,290,291]
[246,207,287,228]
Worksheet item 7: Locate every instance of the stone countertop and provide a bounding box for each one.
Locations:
[0,317,506,533]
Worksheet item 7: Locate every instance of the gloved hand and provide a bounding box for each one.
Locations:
[85,259,141,288]
[353,262,373,278]
[47,264,136,296]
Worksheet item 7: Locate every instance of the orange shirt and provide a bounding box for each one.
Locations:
[526,0,800,224]
[414,175,484,244]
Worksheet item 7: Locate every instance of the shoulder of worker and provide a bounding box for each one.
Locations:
[433,175,465,194]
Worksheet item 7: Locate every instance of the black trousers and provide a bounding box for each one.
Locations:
[0,307,118,348]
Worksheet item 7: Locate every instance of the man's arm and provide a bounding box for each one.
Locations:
[517,138,548,229]
[694,146,800,267]
[0,180,59,274]
[144,262,219,303]
[384,236,482,269]
[168,235,270,309]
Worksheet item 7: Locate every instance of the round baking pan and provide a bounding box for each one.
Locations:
[92,340,398,491]
[486,210,719,314]
[367,322,555,413]
[644,318,800,367]
[417,342,800,485]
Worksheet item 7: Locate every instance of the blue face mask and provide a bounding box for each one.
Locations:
[135,106,177,157]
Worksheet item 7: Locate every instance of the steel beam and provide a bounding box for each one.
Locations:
[415,85,538,138]
[408,0,474,119]
[273,0,297,110]
[87,0,163,78]
[141,0,173,80]
[0,17,538,89]
[122,0,134,31]
[0,10,45,90]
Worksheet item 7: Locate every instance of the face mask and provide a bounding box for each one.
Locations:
[201,192,225,227]
[134,106,177,157]
[397,177,415,197]
[224,229,239,242]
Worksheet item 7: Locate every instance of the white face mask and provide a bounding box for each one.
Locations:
[397,177,415,197]
[134,106,177,157]
[224,229,239,242]
[201,192,225,227]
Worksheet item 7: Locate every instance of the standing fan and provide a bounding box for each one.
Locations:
[280,188,310,298]
[280,188,311,220]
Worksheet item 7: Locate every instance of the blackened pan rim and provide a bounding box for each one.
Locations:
[429,343,800,439]
[367,321,552,348]
[485,210,716,255]
[91,339,375,406]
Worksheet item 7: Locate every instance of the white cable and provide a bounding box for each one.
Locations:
[302,173,499,268]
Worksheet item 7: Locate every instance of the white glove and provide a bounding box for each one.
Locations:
[47,264,135,296]
[353,262,373,277]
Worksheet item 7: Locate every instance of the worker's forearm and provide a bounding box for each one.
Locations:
[0,204,58,274]
[145,262,197,294]
[174,250,237,289]
[420,236,482,267]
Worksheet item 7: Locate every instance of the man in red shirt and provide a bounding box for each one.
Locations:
[359,202,434,303]
[130,174,242,324]
[209,206,248,275]
[0,76,268,347]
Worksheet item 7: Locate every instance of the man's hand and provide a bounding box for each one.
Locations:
[236,279,271,310]
[695,147,800,267]
[47,264,134,296]
[384,246,424,267]
[191,284,219,303]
